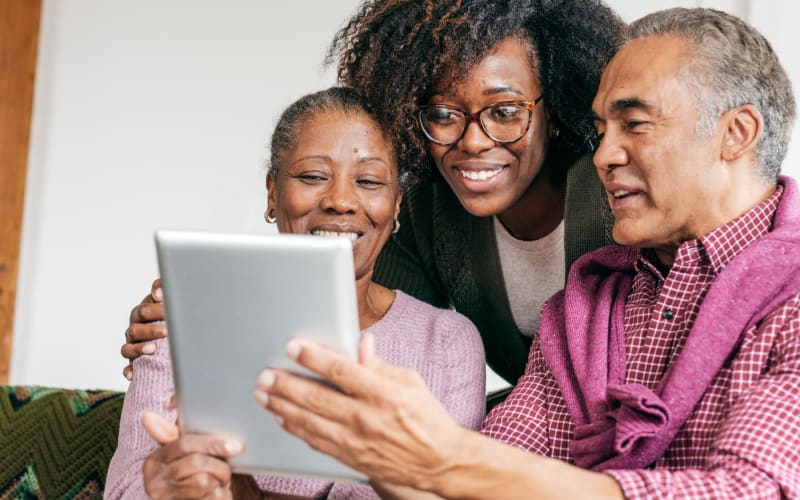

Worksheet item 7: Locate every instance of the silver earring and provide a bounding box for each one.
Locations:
[392,219,400,234]
[264,209,276,224]
[550,127,560,138]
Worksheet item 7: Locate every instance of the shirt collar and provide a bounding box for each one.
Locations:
[635,185,783,279]
[700,184,783,274]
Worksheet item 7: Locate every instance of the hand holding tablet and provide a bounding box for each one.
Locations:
[155,230,366,481]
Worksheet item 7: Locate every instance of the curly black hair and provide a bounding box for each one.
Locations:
[328,0,626,180]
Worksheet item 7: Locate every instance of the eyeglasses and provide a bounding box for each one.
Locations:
[418,96,543,146]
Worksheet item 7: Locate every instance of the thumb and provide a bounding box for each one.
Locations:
[141,410,179,445]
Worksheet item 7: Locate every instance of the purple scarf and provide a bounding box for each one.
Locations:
[538,176,800,471]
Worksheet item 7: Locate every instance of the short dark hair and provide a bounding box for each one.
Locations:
[630,8,796,179]
[268,87,403,185]
[328,0,626,180]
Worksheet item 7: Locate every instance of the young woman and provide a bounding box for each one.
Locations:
[122,0,625,393]
[105,87,485,499]
[330,0,625,385]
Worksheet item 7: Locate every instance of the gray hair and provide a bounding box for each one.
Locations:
[629,8,795,179]
[268,87,405,186]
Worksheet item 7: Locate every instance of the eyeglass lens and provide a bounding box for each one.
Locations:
[420,103,532,145]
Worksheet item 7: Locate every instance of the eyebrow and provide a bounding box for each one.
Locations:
[288,154,390,168]
[289,154,331,167]
[483,86,526,97]
[592,97,655,123]
[610,97,654,114]
[357,155,390,165]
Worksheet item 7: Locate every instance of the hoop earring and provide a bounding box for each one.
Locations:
[392,219,400,234]
[264,209,277,224]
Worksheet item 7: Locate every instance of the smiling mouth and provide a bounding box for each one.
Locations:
[310,229,361,241]
[457,167,504,181]
[611,189,638,199]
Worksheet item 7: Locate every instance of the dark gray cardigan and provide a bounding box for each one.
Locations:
[373,154,614,385]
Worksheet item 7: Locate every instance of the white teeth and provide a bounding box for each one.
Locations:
[459,168,502,181]
[613,190,632,199]
[311,230,359,240]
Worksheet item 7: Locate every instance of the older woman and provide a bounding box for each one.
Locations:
[122,0,626,393]
[104,87,485,499]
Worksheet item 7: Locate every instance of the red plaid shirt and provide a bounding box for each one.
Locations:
[481,186,800,498]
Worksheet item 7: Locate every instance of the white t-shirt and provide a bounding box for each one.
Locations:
[494,216,566,337]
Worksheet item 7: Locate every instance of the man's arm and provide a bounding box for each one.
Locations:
[253,334,624,500]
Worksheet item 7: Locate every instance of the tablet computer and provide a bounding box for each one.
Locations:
[155,229,365,482]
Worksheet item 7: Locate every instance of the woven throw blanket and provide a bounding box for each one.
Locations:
[0,386,124,499]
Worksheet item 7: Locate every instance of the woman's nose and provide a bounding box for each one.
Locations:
[320,179,358,213]
[457,119,496,154]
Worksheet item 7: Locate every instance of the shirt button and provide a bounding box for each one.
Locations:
[662,308,674,320]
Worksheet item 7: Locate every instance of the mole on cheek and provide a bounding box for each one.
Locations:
[353,147,359,153]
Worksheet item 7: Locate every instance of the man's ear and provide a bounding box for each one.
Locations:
[721,104,762,162]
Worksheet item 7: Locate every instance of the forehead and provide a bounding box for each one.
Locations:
[438,37,540,96]
[295,110,385,146]
[288,110,395,163]
[593,35,694,114]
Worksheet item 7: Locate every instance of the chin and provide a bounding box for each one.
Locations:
[459,194,512,218]
[611,224,650,248]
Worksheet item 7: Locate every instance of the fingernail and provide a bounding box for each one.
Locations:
[273,414,284,427]
[252,389,268,406]
[258,369,275,388]
[154,287,163,301]
[224,439,243,454]
[142,342,156,354]
[285,339,302,360]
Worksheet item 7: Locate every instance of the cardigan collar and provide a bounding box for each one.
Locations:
[538,176,800,470]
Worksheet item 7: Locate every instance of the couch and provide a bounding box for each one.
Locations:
[0,385,125,499]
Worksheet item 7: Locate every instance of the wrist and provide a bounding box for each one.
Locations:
[424,431,624,500]
[421,428,501,498]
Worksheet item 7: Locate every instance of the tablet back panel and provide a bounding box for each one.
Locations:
[155,230,365,481]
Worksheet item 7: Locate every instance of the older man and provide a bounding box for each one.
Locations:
[478,7,800,497]
[250,7,800,499]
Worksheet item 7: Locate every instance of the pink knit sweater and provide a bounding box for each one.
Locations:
[105,290,486,499]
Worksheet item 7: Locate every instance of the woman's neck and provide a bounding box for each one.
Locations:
[355,273,395,330]
[496,165,566,241]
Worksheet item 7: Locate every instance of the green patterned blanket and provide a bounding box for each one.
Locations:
[0,386,124,499]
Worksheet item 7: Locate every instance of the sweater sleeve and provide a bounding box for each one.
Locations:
[104,338,176,499]
[104,342,336,499]
[606,297,800,499]
[373,183,450,309]
[434,310,487,430]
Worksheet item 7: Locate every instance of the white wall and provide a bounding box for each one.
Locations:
[11,0,361,391]
[11,0,800,392]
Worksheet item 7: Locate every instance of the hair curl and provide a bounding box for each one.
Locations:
[328,0,626,180]
[629,8,796,179]
[268,86,406,186]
